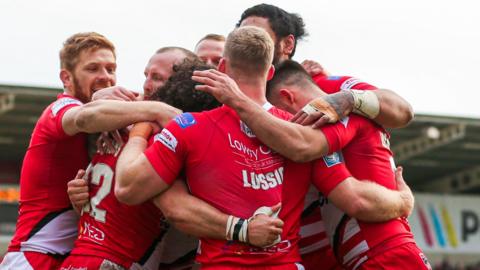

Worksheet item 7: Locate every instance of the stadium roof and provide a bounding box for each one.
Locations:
[1,84,479,194]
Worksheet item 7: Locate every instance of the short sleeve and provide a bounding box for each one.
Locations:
[340,77,377,91]
[320,117,358,155]
[144,120,188,185]
[50,97,83,139]
[312,152,352,196]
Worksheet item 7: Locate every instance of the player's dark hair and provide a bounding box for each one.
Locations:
[150,58,221,112]
[266,60,314,99]
[237,3,307,58]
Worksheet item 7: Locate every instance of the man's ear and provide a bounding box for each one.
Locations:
[282,34,295,57]
[267,65,275,81]
[60,69,72,89]
[279,88,295,105]
[217,58,226,73]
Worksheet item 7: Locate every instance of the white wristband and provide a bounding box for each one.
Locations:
[349,89,380,119]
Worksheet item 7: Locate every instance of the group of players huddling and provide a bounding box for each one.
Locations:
[0,3,433,270]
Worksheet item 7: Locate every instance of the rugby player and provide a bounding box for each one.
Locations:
[194,34,226,67]
[266,60,430,269]
[119,26,413,269]
[143,47,197,99]
[237,3,413,129]
[0,32,182,270]
[236,5,414,269]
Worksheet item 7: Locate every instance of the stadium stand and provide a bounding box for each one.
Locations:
[1,83,480,267]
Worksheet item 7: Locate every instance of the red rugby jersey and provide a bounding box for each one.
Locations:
[9,94,89,255]
[144,104,300,266]
[318,114,415,270]
[70,140,165,269]
[297,74,377,268]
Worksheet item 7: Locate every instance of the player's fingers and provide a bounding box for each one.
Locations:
[191,75,217,87]
[75,169,85,180]
[209,69,227,77]
[72,192,89,201]
[299,112,319,126]
[194,84,215,94]
[269,227,283,236]
[395,166,407,188]
[192,69,223,81]
[270,203,281,213]
[110,90,133,101]
[301,60,313,68]
[119,89,138,101]
[74,198,89,205]
[290,111,305,122]
[312,115,331,129]
[310,67,323,75]
[271,218,284,228]
[293,113,308,124]
[68,183,88,194]
[71,195,89,206]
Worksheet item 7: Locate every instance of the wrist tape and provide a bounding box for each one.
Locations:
[226,216,249,243]
[348,89,380,119]
[301,98,340,123]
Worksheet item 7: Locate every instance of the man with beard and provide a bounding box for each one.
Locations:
[0,32,181,270]
[237,4,413,128]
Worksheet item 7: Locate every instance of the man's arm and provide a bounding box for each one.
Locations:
[328,167,413,222]
[62,100,180,136]
[155,180,283,247]
[192,69,329,162]
[115,136,170,205]
[374,89,414,128]
[293,89,414,129]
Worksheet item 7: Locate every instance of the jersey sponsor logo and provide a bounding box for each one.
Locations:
[155,129,178,152]
[174,113,196,128]
[242,167,283,190]
[222,239,291,255]
[240,121,256,138]
[51,97,82,116]
[340,77,362,90]
[327,76,342,81]
[228,133,271,160]
[322,152,343,167]
[80,220,105,243]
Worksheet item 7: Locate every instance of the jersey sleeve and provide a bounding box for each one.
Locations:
[50,97,83,139]
[312,152,352,196]
[320,117,359,155]
[340,77,377,91]
[144,119,188,185]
